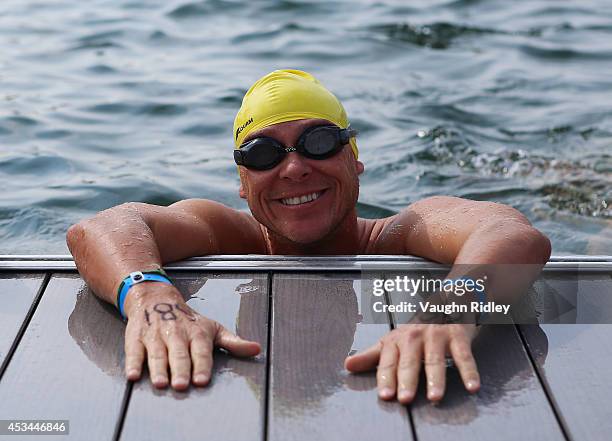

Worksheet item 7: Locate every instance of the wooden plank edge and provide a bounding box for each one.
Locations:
[515,324,573,441]
[263,271,274,441]
[0,273,51,382]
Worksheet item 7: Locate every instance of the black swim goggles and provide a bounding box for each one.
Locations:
[234,124,357,171]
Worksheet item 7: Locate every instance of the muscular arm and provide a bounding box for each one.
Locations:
[348,196,551,403]
[66,199,265,390]
[397,195,551,266]
[66,199,265,306]
[390,196,551,306]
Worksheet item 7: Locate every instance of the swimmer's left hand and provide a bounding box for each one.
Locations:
[344,323,480,403]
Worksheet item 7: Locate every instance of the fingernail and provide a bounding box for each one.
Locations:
[173,377,189,389]
[379,387,394,399]
[398,390,413,403]
[428,387,442,400]
[127,369,139,378]
[153,376,168,386]
[467,380,479,391]
[194,374,209,385]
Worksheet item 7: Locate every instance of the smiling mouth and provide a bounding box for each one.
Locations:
[280,191,323,206]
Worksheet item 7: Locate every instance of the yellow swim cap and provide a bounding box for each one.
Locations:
[233,69,358,158]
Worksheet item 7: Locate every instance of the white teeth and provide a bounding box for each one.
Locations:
[281,192,321,206]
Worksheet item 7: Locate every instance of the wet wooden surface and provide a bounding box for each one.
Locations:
[519,272,612,441]
[268,274,412,441]
[0,267,611,441]
[409,325,564,441]
[0,274,127,441]
[383,271,565,441]
[0,274,45,375]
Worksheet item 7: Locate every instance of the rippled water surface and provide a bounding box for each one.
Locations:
[1,0,610,254]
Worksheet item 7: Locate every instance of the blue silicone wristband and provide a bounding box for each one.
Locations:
[118,272,173,319]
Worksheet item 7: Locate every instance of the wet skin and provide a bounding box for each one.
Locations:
[67,118,552,402]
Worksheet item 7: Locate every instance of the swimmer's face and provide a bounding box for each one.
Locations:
[238,118,364,244]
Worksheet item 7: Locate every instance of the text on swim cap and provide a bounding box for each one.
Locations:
[235,117,254,141]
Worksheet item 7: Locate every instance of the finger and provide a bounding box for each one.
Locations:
[424,328,448,402]
[191,333,214,386]
[396,338,422,404]
[344,341,382,372]
[449,334,480,393]
[377,342,399,400]
[145,337,169,388]
[215,326,261,357]
[167,335,191,391]
[125,335,146,381]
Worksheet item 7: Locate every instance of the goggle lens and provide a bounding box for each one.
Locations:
[245,141,283,170]
[302,127,338,156]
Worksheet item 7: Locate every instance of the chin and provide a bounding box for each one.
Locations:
[274,219,336,245]
[281,228,329,245]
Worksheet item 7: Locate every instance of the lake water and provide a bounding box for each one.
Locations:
[1,0,610,255]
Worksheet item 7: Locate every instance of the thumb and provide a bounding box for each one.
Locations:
[215,326,261,357]
[344,341,382,373]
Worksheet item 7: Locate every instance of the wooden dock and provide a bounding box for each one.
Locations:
[0,255,611,441]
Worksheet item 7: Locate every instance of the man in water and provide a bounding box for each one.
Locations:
[67,69,551,403]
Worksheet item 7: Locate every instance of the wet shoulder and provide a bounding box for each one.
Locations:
[359,215,409,254]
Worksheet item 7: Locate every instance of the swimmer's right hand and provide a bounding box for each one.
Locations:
[122,283,261,390]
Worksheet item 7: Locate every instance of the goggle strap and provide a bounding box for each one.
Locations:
[338,126,357,145]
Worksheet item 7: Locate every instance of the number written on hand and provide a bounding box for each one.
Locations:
[144,303,196,325]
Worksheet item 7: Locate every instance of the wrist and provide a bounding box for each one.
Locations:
[116,269,174,319]
[123,283,183,319]
[439,276,488,325]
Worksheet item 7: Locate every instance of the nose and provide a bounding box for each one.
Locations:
[278,152,312,181]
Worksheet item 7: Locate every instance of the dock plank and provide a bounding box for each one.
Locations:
[382,271,564,441]
[268,273,413,441]
[119,273,269,441]
[0,274,127,440]
[0,273,45,375]
[520,272,612,440]
[409,325,564,441]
